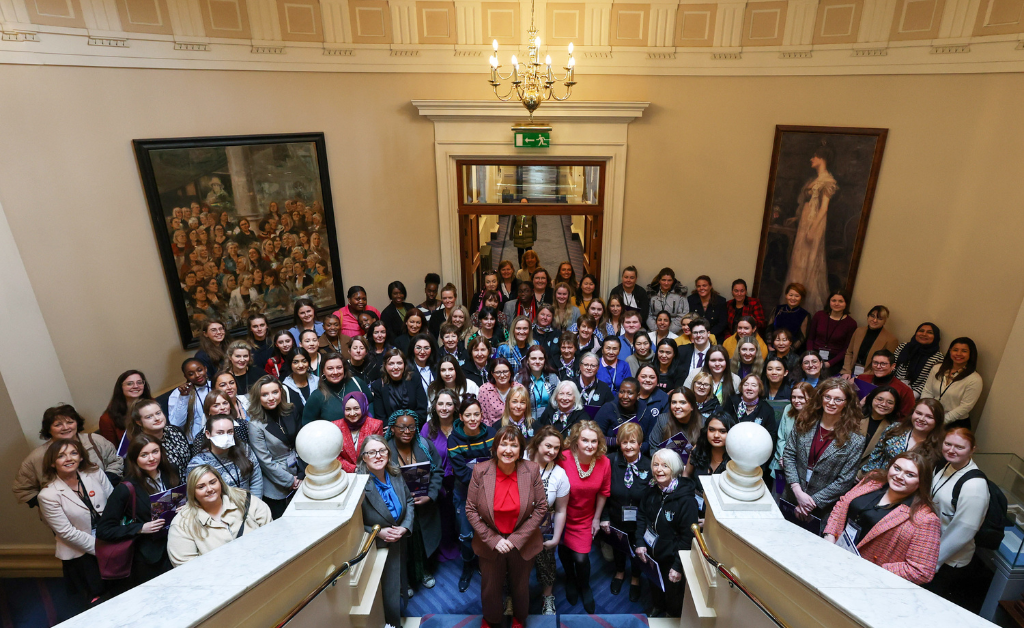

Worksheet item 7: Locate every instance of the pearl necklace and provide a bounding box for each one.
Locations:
[574,452,596,479]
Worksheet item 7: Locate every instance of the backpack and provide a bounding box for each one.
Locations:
[951,468,1011,550]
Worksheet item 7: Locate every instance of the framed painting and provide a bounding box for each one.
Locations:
[753,125,887,317]
[134,133,343,349]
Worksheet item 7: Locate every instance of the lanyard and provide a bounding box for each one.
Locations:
[212,453,242,487]
[72,473,102,528]
[937,372,960,399]
[931,463,967,497]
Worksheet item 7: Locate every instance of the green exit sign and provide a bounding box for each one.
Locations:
[515,131,551,148]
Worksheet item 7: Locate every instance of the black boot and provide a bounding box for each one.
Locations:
[459,561,474,592]
[581,583,596,614]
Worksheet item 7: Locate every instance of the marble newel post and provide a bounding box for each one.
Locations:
[291,421,351,509]
[714,422,774,510]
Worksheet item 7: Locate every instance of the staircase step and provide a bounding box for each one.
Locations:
[415,614,653,628]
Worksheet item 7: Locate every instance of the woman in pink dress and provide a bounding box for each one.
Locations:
[557,419,611,614]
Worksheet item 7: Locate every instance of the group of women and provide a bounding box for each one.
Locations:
[13,265,993,625]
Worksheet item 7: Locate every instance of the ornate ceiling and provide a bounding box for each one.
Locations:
[1,0,1023,73]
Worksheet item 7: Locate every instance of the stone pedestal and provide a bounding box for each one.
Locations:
[294,420,351,508]
[716,421,773,508]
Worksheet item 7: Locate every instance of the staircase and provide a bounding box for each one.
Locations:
[408,614,677,628]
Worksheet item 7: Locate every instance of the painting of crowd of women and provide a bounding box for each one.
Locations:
[135,133,342,348]
[753,126,888,315]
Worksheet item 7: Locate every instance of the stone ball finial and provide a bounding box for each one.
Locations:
[720,421,773,502]
[295,420,349,500]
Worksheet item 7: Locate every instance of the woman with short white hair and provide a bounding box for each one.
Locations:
[537,381,589,437]
[634,448,699,618]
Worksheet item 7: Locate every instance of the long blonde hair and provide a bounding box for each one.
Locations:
[551,282,576,329]
[178,465,251,540]
[500,384,533,431]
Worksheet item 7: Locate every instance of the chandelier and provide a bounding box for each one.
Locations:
[487,0,576,118]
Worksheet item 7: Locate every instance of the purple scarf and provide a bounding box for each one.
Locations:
[343,391,371,431]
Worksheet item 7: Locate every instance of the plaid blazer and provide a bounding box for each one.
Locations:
[782,426,865,513]
[824,479,941,585]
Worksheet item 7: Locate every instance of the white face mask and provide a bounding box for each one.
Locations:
[210,434,235,449]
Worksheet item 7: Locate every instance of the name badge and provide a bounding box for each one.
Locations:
[643,527,659,548]
[844,520,861,544]
[805,467,814,483]
[696,494,705,512]
[818,349,830,360]
[286,452,299,469]
[622,506,638,522]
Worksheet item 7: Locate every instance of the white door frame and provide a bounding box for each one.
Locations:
[412,100,649,292]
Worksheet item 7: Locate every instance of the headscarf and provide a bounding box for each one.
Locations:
[894,322,942,381]
[342,391,370,431]
[385,409,438,474]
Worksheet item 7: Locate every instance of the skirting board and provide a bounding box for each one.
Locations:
[0,544,62,577]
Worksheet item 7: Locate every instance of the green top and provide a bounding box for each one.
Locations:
[301,377,370,426]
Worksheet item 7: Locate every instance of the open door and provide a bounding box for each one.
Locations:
[458,213,480,307]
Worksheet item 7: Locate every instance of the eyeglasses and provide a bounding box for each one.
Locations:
[871,361,891,368]
[822,395,846,405]
[414,346,431,353]
[493,370,511,377]
[363,449,388,459]
[393,425,418,433]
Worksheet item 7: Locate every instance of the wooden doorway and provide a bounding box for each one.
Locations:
[455,160,606,307]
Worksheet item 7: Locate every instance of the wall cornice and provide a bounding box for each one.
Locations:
[2,0,1024,75]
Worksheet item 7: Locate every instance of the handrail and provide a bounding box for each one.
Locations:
[272,524,381,628]
[691,524,791,628]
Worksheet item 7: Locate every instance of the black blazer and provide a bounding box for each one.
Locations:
[387,439,443,556]
[371,378,429,423]
[687,294,728,342]
[577,377,614,408]
[536,406,589,438]
[427,308,453,339]
[635,479,699,573]
[602,452,652,533]
[675,344,710,386]
[380,303,412,340]
[610,284,651,322]
[463,360,488,387]
[96,475,171,565]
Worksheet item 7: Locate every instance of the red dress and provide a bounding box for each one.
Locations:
[557,450,611,553]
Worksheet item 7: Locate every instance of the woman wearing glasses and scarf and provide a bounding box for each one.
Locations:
[384,410,443,595]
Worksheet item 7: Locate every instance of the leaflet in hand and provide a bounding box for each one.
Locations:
[400,461,431,498]
[836,529,861,556]
[117,433,129,458]
[854,379,877,401]
[778,499,823,536]
[658,432,692,464]
[638,552,666,592]
[605,525,634,557]
[150,484,187,525]
[466,456,490,471]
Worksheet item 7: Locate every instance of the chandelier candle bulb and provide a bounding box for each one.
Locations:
[484,0,577,117]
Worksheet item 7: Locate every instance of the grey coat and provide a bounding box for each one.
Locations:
[248,410,301,500]
[782,425,865,525]
[362,472,415,628]
[387,439,443,557]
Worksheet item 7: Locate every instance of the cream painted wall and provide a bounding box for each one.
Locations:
[0,67,1022,456]
[0,372,60,547]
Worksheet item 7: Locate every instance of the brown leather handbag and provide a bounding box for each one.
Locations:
[95,481,137,580]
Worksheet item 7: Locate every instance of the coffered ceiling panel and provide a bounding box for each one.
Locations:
[812,0,862,43]
[675,3,717,46]
[277,0,323,40]
[974,0,1024,34]
[890,0,945,40]
[742,0,788,45]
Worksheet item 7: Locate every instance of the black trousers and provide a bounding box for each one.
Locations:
[649,560,684,617]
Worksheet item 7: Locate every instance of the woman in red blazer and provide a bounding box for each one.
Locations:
[465,425,548,628]
[824,450,941,584]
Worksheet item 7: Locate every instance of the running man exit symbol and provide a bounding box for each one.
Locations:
[515,131,551,148]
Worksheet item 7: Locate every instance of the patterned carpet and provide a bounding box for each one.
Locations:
[419,614,649,628]
[405,544,651,617]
